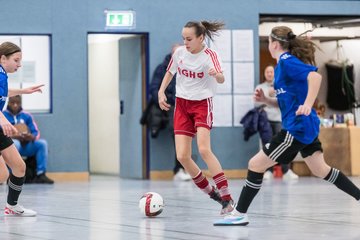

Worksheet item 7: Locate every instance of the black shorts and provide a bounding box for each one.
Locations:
[262,130,323,164]
[0,129,13,152]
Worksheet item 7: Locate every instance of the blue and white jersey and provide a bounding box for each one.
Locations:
[274,52,319,144]
[0,65,8,111]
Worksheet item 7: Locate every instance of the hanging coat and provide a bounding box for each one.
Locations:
[140,98,169,138]
[240,107,273,145]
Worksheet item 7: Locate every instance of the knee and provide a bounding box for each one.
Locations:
[248,158,267,173]
[310,166,330,178]
[13,160,26,176]
[248,158,258,170]
[176,153,191,164]
[36,139,48,150]
[305,154,331,178]
[19,161,26,176]
[198,146,212,159]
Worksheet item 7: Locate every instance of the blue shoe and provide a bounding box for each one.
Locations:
[213,211,249,226]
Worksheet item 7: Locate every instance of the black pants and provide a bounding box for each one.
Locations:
[267,121,289,173]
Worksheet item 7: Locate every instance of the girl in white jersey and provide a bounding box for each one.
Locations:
[158,20,234,215]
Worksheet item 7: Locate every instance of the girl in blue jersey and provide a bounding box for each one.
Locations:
[0,42,43,217]
[214,26,360,226]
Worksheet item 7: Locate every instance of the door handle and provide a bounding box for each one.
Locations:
[120,100,124,115]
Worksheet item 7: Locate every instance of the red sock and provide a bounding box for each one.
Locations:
[192,171,213,194]
[213,172,232,201]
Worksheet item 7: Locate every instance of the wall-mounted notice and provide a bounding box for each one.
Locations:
[232,30,254,61]
[213,95,232,127]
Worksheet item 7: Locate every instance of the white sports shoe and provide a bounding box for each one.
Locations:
[4,204,37,217]
[283,169,299,180]
[263,170,273,180]
[173,169,191,181]
[220,199,235,216]
[214,209,249,226]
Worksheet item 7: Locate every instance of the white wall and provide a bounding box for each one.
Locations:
[259,22,360,117]
[315,39,360,117]
[0,35,51,112]
[88,34,121,175]
[259,22,360,38]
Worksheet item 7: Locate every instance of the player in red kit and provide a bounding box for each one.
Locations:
[158,20,234,215]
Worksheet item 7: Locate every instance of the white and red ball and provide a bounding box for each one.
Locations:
[139,192,164,217]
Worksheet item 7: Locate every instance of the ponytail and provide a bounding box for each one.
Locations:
[270,26,317,65]
[184,20,225,41]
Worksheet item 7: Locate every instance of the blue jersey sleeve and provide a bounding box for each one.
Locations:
[283,57,318,83]
[0,73,7,97]
[3,111,13,124]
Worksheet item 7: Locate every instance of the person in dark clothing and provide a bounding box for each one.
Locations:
[150,44,191,181]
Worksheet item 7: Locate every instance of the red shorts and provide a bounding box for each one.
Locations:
[174,97,213,137]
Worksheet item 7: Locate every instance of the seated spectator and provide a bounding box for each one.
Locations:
[3,95,54,184]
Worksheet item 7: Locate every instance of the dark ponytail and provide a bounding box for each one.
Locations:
[184,20,225,41]
[270,26,317,65]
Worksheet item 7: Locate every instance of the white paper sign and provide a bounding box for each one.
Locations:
[210,30,231,62]
[232,30,254,61]
[234,95,254,127]
[233,62,254,94]
[216,62,232,94]
[213,95,232,127]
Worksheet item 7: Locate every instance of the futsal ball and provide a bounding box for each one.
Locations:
[139,192,164,217]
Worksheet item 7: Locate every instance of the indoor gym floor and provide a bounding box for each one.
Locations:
[0,175,359,240]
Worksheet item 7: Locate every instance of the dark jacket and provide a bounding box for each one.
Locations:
[140,98,169,138]
[240,107,273,145]
[149,54,176,105]
[140,54,175,138]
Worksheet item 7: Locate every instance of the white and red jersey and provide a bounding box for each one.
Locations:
[167,45,223,100]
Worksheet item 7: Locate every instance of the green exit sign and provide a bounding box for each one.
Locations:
[105,11,135,29]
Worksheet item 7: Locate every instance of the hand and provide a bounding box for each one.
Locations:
[208,68,217,77]
[0,118,18,136]
[158,92,171,111]
[254,88,266,103]
[268,87,276,97]
[21,133,34,142]
[23,84,45,94]
[295,105,312,116]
